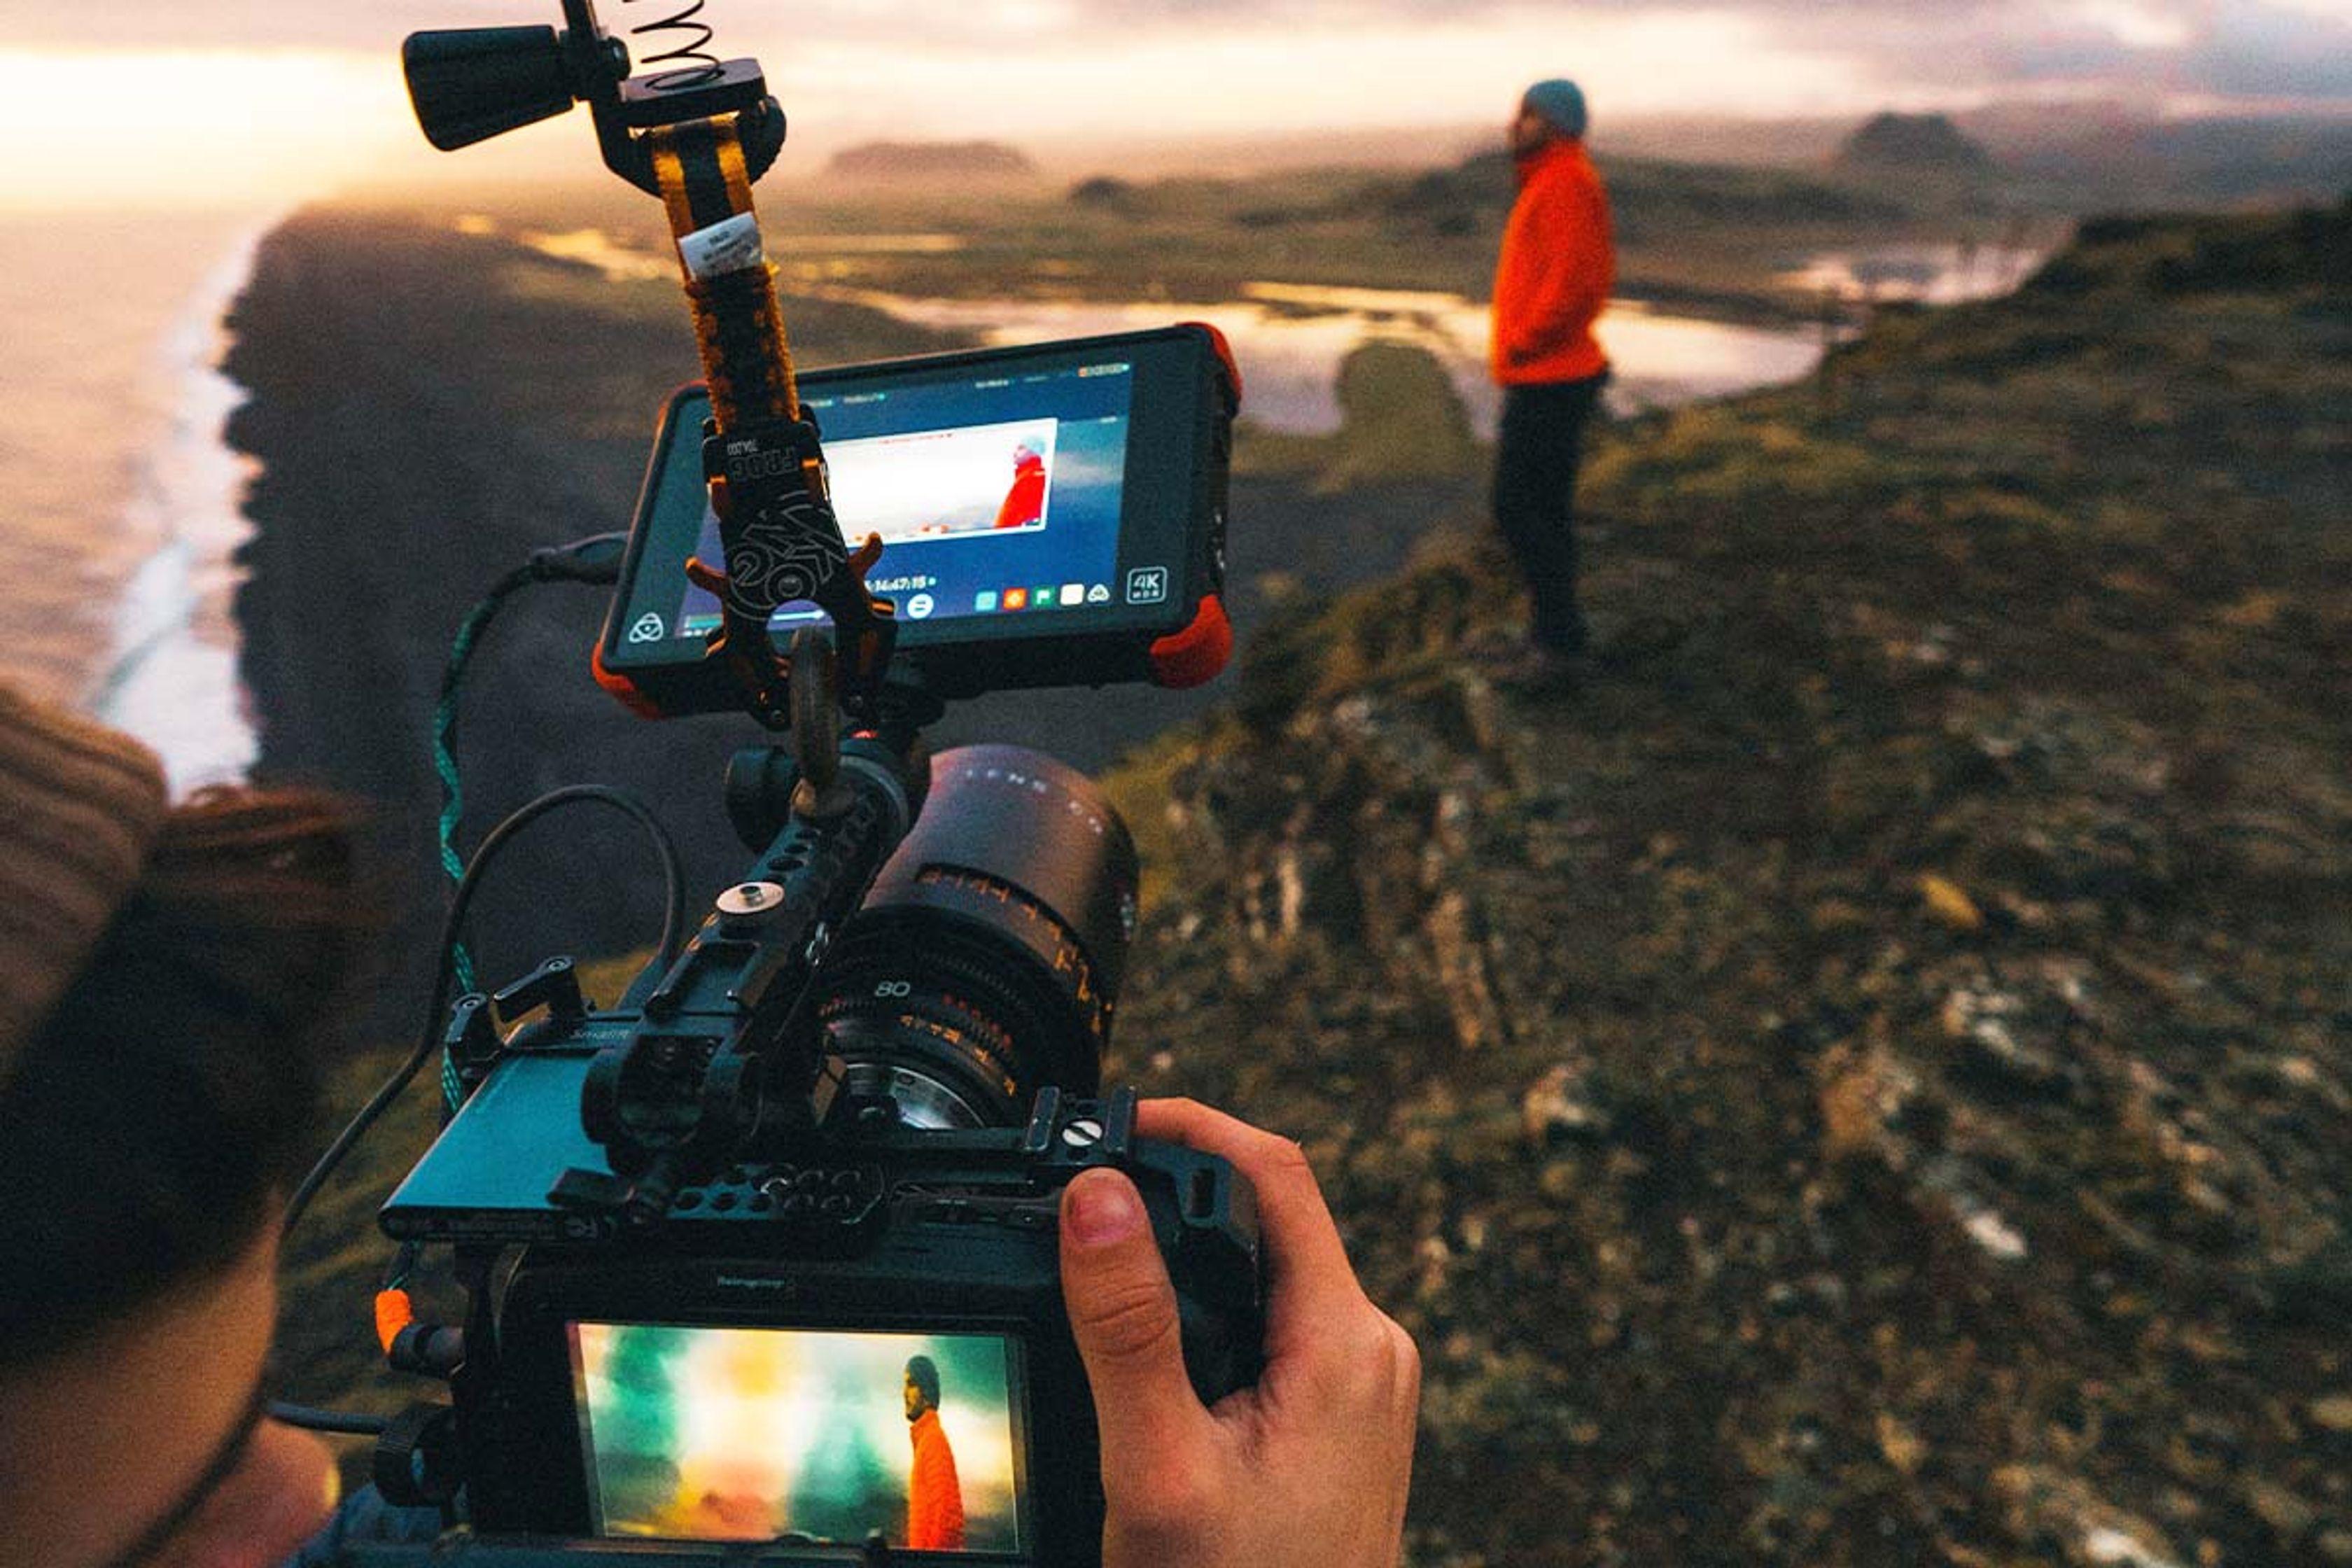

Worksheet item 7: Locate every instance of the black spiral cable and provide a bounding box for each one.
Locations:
[270,783,685,1437]
[269,533,685,1438]
[624,0,724,90]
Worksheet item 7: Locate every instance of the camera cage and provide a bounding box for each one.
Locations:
[410,1085,1260,1548]
[312,10,1272,1562]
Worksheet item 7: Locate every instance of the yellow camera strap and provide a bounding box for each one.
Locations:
[645,115,894,726]
[650,115,798,427]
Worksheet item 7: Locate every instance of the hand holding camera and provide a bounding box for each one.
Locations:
[1060,1100,1420,1568]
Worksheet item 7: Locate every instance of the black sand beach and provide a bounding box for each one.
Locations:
[227,206,939,1022]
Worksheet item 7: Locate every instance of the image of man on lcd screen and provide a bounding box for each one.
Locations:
[993,441,1049,530]
[903,1354,968,1550]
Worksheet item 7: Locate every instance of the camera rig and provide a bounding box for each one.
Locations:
[280,6,1265,1564]
[367,732,1261,1560]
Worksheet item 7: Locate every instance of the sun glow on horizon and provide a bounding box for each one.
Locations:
[0,17,1896,212]
[2068,0,2199,50]
[0,49,414,212]
[5,3,2330,214]
[759,6,1884,142]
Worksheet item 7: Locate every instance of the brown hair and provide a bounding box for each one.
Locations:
[0,788,367,1368]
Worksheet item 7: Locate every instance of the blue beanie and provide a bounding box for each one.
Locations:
[1522,79,1588,141]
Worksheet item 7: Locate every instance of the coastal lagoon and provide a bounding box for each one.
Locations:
[0,207,2039,787]
[499,221,2043,436]
[498,222,1854,435]
[808,282,1829,438]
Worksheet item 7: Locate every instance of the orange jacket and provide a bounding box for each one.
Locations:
[993,452,1047,529]
[906,1408,967,1550]
[1490,139,1614,386]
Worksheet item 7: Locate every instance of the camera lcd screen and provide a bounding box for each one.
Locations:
[569,1322,1027,1553]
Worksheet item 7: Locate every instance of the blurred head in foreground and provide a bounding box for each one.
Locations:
[0,684,365,1567]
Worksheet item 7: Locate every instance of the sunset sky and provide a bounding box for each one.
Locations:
[3,0,2348,209]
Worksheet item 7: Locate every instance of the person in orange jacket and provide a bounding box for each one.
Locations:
[993,442,1048,530]
[1490,77,1614,670]
[902,1354,967,1550]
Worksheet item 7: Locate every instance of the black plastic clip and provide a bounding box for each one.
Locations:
[374,1401,463,1508]
[493,955,587,1028]
[442,993,499,1088]
[689,411,898,729]
[1022,1087,1065,1155]
[1101,1086,1140,1156]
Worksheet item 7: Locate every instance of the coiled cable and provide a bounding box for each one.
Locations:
[624,0,723,91]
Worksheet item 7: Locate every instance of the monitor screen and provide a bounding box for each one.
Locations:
[597,324,1231,708]
[660,352,1138,648]
[569,1322,1027,1553]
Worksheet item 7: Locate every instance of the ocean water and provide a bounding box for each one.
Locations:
[0,209,280,792]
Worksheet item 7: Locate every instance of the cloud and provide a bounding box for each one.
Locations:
[756,9,1881,139]
[2194,1,2352,96]
[8,0,2347,118]
[1672,0,2352,108]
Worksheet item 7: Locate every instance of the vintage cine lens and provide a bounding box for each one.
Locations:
[813,746,1139,1129]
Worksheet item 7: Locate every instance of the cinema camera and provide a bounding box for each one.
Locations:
[316,4,1261,1562]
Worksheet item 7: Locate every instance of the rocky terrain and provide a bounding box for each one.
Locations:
[1100,199,2352,1567]
[260,194,2351,1565]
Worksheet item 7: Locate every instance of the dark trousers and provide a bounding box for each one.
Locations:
[1493,373,1607,653]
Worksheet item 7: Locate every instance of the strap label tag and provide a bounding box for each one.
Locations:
[678,213,766,280]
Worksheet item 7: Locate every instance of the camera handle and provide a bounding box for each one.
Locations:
[404,0,896,732]
[564,734,919,1214]
[649,111,899,733]
[784,625,856,818]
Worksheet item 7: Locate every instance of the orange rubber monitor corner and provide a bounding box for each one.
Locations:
[1149,594,1232,689]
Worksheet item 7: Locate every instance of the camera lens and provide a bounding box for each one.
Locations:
[812,746,1139,1129]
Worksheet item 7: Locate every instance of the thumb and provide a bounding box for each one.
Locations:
[1059,1167,1213,1463]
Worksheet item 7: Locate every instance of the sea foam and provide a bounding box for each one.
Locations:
[89,214,287,795]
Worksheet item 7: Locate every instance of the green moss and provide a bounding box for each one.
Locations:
[1100,718,1247,908]
[1317,341,1483,491]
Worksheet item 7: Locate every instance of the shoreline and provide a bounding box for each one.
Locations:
[88,213,288,794]
[0,209,272,721]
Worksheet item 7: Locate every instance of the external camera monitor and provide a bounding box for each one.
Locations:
[570,1322,1030,1553]
[596,325,1237,713]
